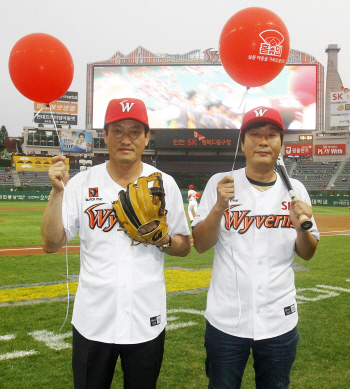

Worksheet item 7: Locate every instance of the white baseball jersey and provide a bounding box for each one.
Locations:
[62,162,190,344]
[192,168,320,341]
[187,189,197,203]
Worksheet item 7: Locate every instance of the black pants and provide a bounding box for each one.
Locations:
[72,326,165,389]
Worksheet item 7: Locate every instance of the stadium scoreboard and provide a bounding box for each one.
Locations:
[299,135,313,141]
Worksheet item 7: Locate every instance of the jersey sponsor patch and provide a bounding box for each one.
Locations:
[150,315,161,326]
[284,304,296,316]
[89,187,99,197]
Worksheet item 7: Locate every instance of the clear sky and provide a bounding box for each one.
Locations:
[1,0,349,137]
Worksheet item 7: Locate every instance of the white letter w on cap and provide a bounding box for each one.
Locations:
[254,108,268,117]
[120,100,135,112]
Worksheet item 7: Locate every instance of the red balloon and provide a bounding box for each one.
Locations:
[8,33,74,103]
[219,7,290,88]
[288,66,316,106]
[196,192,201,198]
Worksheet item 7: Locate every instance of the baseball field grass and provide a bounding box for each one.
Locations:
[0,202,349,388]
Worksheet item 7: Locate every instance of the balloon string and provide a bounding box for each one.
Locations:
[229,86,250,329]
[32,103,69,331]
[48,104,64,156]
[58,181,70,333]
[231,87,249,173]
[33,104,46,121]
[45,104,69,331]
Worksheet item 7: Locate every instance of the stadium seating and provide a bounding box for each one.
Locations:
[290,160,350,190]
[0,169,15,186]
[1,162,349,191]
[0,169,81,187]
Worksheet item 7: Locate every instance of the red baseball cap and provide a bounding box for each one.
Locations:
[240,106,284,134]
[104,98,150,131]
[189,185,194,189]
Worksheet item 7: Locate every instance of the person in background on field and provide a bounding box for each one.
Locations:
[187,184,198,222]
[192,106,319,389]
[41,98,191,389]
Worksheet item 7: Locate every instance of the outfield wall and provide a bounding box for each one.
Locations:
[1,191,348,207]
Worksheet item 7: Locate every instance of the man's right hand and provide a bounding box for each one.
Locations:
[216,175,235,210]
[49,155,69,192]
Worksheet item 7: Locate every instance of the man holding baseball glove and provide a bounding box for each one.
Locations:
[41,98,191,389]
[192,106,319,389]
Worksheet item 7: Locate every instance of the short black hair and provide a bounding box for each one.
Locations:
[240,122,284,144]
[78,132,85,138]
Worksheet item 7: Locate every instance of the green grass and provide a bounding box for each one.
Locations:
[0,202,79,247]
[312,205,350,215]
[0,203,349,388]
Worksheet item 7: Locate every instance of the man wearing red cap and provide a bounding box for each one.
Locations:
[41,98,191,389]
[192,106,319,388]
[187,184,198,222]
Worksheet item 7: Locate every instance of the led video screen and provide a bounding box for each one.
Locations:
[92,64,317,131]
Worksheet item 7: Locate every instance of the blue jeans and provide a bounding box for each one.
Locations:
[205,321,299,389]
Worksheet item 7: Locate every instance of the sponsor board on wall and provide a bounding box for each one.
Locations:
[330,102,350,115]
[56,91,78,103]
[13,156,70,171]
[60,131,93,153]
[33,113,78,125]
[34,101,78,114]
[330,91,350,103]
[33,91,78,125]
[285,144,313,156]
[154,129,239,149]
[315,144,346,155]
[330,115,350,127]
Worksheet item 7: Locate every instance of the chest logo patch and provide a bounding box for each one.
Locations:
[223,205,293,234]
[89,188,99,197]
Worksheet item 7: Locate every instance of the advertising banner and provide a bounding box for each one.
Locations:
[330,102,350,115]
[57,91,78,103]
[330,91,350,103]
[311,196,350,207]
[61,131,93,153]
[34,101,78,114]
[0,192,51,202]
[330,115,350,127]
[13,156,70,171]
[33,112,78,125]
[154,129,239,149]
[284,144,313,156]
[315,144,346,155]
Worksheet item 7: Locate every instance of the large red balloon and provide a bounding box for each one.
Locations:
[219,7,290,88]
[8,33,74,103]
